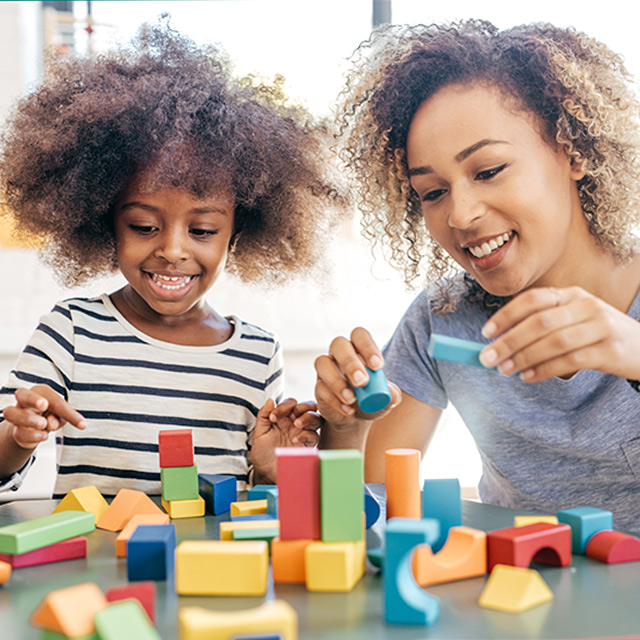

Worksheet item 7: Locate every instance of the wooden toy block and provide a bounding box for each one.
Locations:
[198,473,237,515]
[319,449,364,542]
[266,487,279,517]
[105,581,156,623]
[487,522,572,571]
[176,540,269,596]
[0,559,10,585]
[178,600,297,640]
[247,484,277,500]
[478,564,554,613]
[305,539,366,592]
[384,517,440,626]
[422,478,461,553]
[367,547,384,569]
[514,515,559,527]
[0,510,95,555]
[231,499,268,517]
[413,526,487,586]
[428,333,489,368]
[231,514,276,522]
[96,488,165,532]
[161,464,199,501]
[219,519,280,541]
[52,485,109,523]
[353,367,392,414]
[158,429,194,468]
[0,535,86,568]
[585,530,640,564]
[271,537,312,583]
[127,523,176,582]
[364,485,381,528]
[94,599,160,640]
[385,449,421,519]
[233,526,280,548]
[115,514,170,557]
[30,582,108,637]
[161,495,205,519]
[41,631,99,640]
[276,448,320,540]
[557,506,613,554]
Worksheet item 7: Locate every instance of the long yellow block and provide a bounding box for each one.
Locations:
[52,485,109,523]
[230,499,268,517]
[176,540,269,595]
[178,600,297,640]
[161,496,205,519]
[305,539,366,592]
[219,519,279,541]
[514,515,559,527]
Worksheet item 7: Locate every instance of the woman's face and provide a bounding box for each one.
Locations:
[406,83,587,297]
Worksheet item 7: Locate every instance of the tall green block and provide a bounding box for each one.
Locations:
[319,449,364,542]
[161,464,199,501]
[0,510,95,555]
[94,600,161,640]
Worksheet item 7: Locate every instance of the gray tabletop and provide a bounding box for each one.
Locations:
[1,487,639,639]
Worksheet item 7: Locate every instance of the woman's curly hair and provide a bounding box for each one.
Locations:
[337,19,640,311]
[0,20,344,286]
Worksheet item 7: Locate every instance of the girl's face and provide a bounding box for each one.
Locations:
[113,177,235,324]
[406,83,587,298]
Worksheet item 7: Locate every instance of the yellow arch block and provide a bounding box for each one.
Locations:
[412,526,487,586]
[479,564,554,613]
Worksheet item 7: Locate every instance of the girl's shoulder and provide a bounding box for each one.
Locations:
[51,295,118,324]
[231,316,280,347]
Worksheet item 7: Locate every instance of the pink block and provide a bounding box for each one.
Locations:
[0,536,87,568]
[586,530,640,564]
[105,581,156,623]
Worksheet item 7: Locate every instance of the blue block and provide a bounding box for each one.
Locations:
[422,478,461,553]
[354,368,392,414]
[364,484,381,528]
[231,514,277,522]
[428,334,491,368]
[385,518,440,626]
[198,473,237,515]
[127,523,176,581]
[265,487,278,517]
[247,484,277,500]
[557,506,613,554]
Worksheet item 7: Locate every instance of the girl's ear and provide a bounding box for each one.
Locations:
[569,155,587,181]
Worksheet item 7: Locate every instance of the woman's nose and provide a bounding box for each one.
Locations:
[448,188,486,229]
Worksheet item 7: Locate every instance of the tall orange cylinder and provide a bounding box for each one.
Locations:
[385,448,421,519]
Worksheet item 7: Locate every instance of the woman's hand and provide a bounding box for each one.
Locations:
[479,286,640,382]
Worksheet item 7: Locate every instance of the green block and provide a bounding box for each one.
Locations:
[232,526,279,551]
[161,465,199,501]
[42,630,99,640]
[94,600,160,640]
[0,510,95,555]
[319,450,364,542]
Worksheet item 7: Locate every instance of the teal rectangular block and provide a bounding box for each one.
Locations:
[161,464,199,501]
[0,510,95,555]
[94,600,161,639]
[319,450,364,542]
[427,334,490,368]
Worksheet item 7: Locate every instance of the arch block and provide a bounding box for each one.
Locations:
[478,564,553,613]
[487,522,571,571]
[585,530,640,564]
[412,526,487,586]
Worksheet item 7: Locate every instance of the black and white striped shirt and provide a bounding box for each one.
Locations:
[0,295,284,496]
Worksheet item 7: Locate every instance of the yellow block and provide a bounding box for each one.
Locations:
[161,496,205,519]
[115,513,171,557]
[176,540,269,596]
[52,485,109,523]
[514,515,559,527]
[178,600,297,640]
[230,499,268,516]
[219,519,279,540]
[305,539,365,592]
[478,564,554,613]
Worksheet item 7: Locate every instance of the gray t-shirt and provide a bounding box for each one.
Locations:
[383,282,640,531]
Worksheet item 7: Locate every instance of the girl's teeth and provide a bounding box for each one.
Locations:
[151,274,193,290]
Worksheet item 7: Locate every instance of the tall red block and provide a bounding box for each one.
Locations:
[158,429,194,468]
[276,448,320,540]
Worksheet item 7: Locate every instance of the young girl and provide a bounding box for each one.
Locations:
[316,20,640,530]
[0,23,338,497]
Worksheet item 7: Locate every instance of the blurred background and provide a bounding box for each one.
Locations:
[1,0,638,499]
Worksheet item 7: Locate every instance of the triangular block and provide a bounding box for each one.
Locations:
[96,489,164,532]
[479,564,553,613]
[52,485,109,522]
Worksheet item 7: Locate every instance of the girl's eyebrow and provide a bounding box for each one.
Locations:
[119,201,231,215]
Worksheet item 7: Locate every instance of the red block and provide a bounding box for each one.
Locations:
[276,448,320,540]
[0,536,87,568]
[586,530,640,564]
[105,581,156,623]
[158,429,194,468]
[487,522,572,571]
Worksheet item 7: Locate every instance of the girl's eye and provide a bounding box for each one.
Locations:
[421,188,447,203]
[476,164,507,181]
[129,224,156,234]
[190,228,218,237]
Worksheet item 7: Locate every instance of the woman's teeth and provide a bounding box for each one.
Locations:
[151,274,193,290]
[468,232,512,258]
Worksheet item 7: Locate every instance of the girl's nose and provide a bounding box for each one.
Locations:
[154,228,190,263]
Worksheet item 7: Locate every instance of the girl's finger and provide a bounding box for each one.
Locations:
[14,388,49,412]
[3,406,48,430]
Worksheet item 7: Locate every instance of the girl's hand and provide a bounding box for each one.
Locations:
[314,327,402,428]
[3,385,87,450]
[479,286,640,382]
[251,397,322,483]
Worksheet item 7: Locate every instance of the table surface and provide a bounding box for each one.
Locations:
[1,487,639,640]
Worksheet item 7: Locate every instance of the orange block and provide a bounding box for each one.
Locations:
[271,537,312,583]
[0,559,11,585]
[30,582,108,636]
[385,449,421,519]
[96,489,165,532]
[115,514,171,557]
[413,526,487,586]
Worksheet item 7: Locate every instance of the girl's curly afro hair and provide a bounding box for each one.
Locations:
[0,20,344,286]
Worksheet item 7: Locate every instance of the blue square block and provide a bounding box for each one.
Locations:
[557,506,613,554]
[127,523,176,581]
[247,484,277,500]
[198,473,237,515]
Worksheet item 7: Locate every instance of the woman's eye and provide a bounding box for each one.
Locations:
[190,228,218,237]
[129,224,156,234]
[422,188,446,203]
[476,164,506,181]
